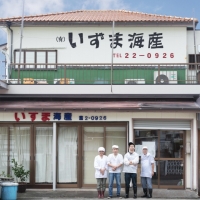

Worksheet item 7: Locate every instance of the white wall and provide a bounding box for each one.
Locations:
[187,30,200,55]
[0,84,200,95]
[9,26,187,64]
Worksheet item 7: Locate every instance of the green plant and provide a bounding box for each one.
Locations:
[0,171,12,178]
[11,159,30,182]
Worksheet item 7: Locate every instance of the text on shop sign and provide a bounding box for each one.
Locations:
[14,112,72,122]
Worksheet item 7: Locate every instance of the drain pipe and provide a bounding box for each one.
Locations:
[193,18,197,82]
[6,21,13,63]
[6,21,13,82]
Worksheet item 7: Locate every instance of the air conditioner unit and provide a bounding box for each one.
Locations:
[54,79,75,84]
[154,71,177,84]
[8,79,21,84]
[125,79,145,84]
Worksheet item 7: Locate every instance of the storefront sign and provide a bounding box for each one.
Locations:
[21,27,187,63]
[13,112,107,122]
[14,112,72,122]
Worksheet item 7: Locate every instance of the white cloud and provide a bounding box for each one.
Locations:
[154,6,163,13]
[0,0,66,18]
[82,0,129,10]
[0,0,67,43]
[0,0,130,43]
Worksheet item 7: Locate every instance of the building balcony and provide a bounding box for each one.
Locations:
[0,63,200,98]
[3,63,200,85]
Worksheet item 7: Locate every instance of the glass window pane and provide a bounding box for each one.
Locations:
[135,130,158,158]
[57,127,77,184]
[135,129,158,186]
[0,127,8,175]
[15,51,24,68]
[47,52,56,69]
[160,130,184,158]
[159,160,184,186]
[35,127,53,183]
[10,126,30,182]
[36,52,46,69]
[25,52,35,68]
[83,127,104,184]
[106,127,126,184]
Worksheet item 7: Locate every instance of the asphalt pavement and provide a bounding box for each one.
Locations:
[16,188,199,199]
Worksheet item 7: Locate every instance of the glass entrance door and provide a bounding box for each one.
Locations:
[35,127,53,184]
[0,127,8,175]
[83,127,104,184]
[83,125,127,186]
[135,129,185,189]
[57,126,78,187]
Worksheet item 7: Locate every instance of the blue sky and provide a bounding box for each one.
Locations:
[1,0,200,44]
[0,0,200,76]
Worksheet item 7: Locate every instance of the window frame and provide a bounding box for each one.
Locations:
[14,49,57,69]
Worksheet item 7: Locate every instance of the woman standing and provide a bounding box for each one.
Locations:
[94,147,108,199]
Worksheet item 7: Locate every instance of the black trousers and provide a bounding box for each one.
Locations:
[125,173,137,189]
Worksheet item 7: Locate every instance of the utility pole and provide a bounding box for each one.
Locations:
[111,21,115,93]
[19,0,25,64]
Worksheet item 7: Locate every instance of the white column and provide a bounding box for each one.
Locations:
[129,119,133,142]
[192,119,198,190]
[52,122,57,191]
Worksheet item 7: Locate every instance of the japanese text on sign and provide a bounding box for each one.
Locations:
[14,112,72,122]
[56,32,164,49]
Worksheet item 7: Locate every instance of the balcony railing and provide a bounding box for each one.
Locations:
[1,63,200,85]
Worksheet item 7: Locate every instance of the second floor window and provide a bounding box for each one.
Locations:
[14,50,57,69]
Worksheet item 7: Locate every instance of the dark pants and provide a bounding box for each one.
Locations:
[125,173,137,189]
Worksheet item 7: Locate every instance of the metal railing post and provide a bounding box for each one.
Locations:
[158,64,160,84]
[18,64,20,84]
[64,64,66,84]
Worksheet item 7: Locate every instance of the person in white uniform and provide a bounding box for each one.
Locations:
[140,146,154,198]
[123,142,139,199]
[94,147,108,199]
[107,145,123,199]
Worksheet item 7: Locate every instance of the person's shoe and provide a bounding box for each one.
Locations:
[107,196,112,199]
[101,191,105,198]
[133,188,137,199]
[147,189,152,198]
[124,194,129,198]
[141,188,147,198]
[98,191,101,198]
[117,195,122,199]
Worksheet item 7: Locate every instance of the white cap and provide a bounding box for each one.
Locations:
[98,147,105,152]
[142,146,148,150]
[112,145,119,149]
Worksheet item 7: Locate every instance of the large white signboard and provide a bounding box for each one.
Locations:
[13,26,187,64]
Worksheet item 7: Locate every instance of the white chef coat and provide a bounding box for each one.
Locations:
[123,152,139,173]
[94,155,108,178]
[140,153,154,178]
[107,153,123,173]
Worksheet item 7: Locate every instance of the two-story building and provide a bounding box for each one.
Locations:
[0,10,200,192]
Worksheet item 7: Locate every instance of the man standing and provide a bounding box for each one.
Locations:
[141,146,154,198]
[107,145,123,199]
[123,142,139,199]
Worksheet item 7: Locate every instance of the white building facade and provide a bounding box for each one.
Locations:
[0,10,199,191]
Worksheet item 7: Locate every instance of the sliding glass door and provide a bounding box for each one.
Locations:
[0,127,8,175]
[57,126,78,187]
[83,124,127,186]
[134,129,185,189]
[35,127,53,183]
